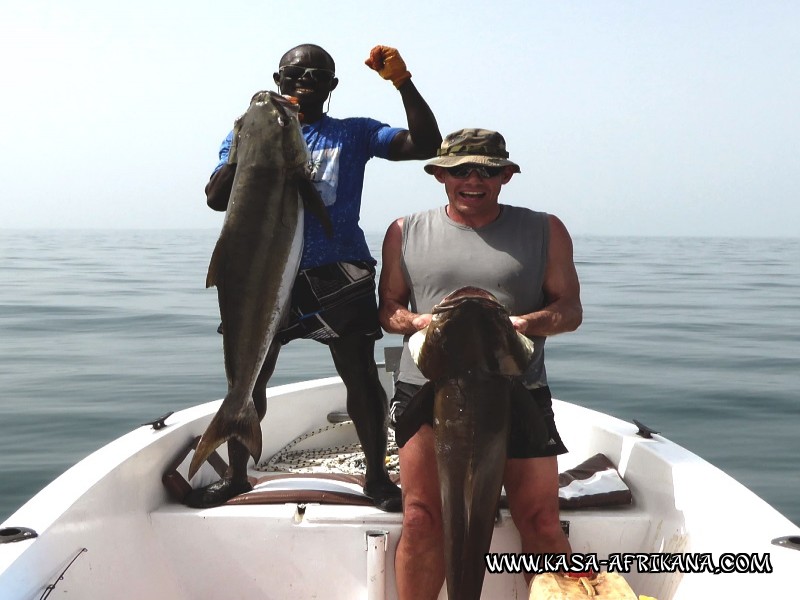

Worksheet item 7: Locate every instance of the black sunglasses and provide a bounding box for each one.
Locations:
[279,65,336,84]
[444,164,505,179]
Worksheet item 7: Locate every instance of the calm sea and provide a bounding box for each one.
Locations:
[1,230,798,526]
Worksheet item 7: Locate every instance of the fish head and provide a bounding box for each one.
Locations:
[230,91,309,172]
[415,286,534,381]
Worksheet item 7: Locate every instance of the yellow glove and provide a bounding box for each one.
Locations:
[365,45,412,89]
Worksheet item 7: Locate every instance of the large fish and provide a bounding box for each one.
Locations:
[407,286,547,600]
[189,91,331,479]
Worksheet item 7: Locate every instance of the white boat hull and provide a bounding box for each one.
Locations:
[1,374,798,599]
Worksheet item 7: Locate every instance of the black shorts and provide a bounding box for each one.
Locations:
[277,261,382,344]
[389,381,568,459]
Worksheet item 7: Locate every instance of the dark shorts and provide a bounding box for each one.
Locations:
[389,381,568,459]
[277,261,383,345]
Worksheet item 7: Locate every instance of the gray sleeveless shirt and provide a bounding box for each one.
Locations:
[397,205,550,388]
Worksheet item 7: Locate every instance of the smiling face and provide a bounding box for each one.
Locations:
[272,44,338,118]
[432,165,515,227]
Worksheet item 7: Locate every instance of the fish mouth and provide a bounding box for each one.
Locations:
[267,92,301,121]
[272,93,300,109]
[247,91,301,126]
[433,286,503,314]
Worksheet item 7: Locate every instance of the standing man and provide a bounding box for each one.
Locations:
[189,44,441,511]
[378,129,582,596]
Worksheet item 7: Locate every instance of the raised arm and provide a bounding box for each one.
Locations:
[365,46,442,161]
[510,214,583,337]
[378,218,432,334]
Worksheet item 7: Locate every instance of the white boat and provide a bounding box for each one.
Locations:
[1,356,798,600]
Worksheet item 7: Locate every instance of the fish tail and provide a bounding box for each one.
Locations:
[206,238,225,289]
[188,395,262,479]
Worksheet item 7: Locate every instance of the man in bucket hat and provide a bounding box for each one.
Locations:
[379,128,583,598]
[422,127,521,173]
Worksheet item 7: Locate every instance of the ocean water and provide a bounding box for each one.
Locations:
[0,230,798,526]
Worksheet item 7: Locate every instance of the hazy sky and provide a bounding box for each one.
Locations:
[3,1,798,237]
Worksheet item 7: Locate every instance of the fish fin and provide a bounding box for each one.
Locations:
[188,396,262,479]
[206,238,225,289]
[496,328,536,376]
[298,176,333,238]
[514,331,536,364]
[407,327,428,367]
[394,381,435,447]
[228,115,243,164]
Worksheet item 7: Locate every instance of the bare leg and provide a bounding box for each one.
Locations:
[184,340,282,508]
[328,335,401,511]
[504,456,572,585]
[395,425,445,599]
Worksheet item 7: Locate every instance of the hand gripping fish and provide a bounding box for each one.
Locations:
[189,91,331,479]
[404,286,548,600]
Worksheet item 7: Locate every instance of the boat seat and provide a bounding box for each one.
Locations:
[229,472,377,507]
[163,437,632,510]
[228,453,632,509]
[555,453,633,509]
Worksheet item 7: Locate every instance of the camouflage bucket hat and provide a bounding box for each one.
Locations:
[424,128,520,174]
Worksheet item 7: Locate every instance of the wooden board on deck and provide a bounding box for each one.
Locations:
[529,572,644,599]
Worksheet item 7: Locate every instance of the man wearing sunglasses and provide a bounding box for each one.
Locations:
[378,129,583,598]
[195,44,441,512]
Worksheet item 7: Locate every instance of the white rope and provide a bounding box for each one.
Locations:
[257,420,400,475]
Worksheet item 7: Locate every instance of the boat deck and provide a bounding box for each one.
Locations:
[147,499,657,599]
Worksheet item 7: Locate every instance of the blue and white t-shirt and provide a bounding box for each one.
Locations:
[212,116,402,269]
